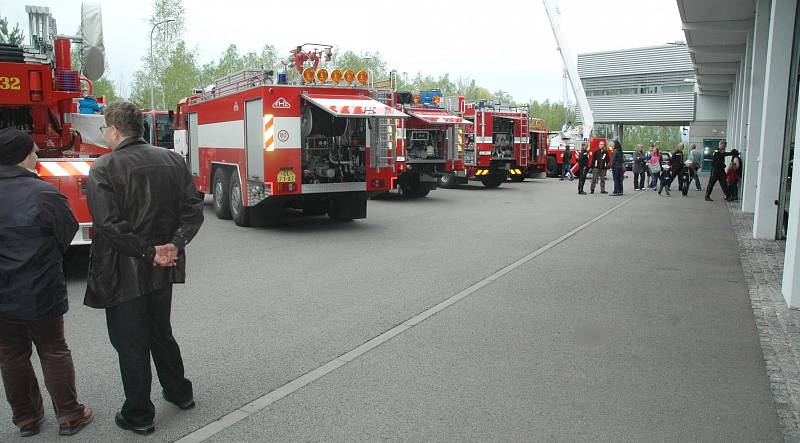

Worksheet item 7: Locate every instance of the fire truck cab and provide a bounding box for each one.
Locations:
[378,89,471,198]
[173,56,406,227]
[142,110,175,150]
[440,98,529,188]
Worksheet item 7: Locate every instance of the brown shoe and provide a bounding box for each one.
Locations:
[59,407,93,436]
[19,417,44,437]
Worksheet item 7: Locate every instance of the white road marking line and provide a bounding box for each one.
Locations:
[174,192,644,443]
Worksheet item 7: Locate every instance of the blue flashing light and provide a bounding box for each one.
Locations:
[419,89,442,105]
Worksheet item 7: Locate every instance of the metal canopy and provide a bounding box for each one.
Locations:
[301,93,408,118]
[407,109,472,125]
[677,0,753,95]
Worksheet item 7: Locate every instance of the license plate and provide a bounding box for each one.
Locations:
[277,169,296,183]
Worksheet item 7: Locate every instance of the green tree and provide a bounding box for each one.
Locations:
[528,99,575,131]
[623,126,682,151]
[92,77,121,102]
[129,0,186,109]
[161,41,200,110]
[455,78,495,102]
[0,15,24,46]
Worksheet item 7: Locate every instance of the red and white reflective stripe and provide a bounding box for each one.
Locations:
[264,114,275,151]
[38,161,92,177]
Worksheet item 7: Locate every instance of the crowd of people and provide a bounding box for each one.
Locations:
[0,102,203,437]
[569,139,741,201]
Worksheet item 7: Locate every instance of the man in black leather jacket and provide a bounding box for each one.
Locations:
[86,102,204,435]
[577,143,590,194]
[705,140,733,202]
[590,141,609,194]
[0,129,94,437]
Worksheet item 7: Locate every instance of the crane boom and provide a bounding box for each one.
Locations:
[542,0,594,141]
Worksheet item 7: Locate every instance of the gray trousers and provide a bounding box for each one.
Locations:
[590,168,606,192]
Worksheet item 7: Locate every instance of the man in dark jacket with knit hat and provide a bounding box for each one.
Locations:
[0,128,93,437]
[86,101,204,435]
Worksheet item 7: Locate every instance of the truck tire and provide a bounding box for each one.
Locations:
[415,189,430,198]
[229,171,251,227]
[481,175,503,189]
[212,168,232,220]
[398,183,415,199]
[546,155,558,177]
[438,173,455,189]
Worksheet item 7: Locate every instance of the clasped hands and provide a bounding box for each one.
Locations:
[153,243,178,267]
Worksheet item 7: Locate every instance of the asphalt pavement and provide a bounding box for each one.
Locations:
[0,173,780,442]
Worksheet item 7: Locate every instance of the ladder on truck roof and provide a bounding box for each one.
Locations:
[189,69,271,104]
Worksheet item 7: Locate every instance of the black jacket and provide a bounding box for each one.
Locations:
[671,150,685,172]
[578,150,590,168]
[611,148,624,169]
[592,150,609,169]
[563,148,572,162]
[711,150,733,174]
[85,137,204,309]
[0,165,78,321]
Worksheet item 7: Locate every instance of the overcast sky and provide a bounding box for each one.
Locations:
[3,0,685,103]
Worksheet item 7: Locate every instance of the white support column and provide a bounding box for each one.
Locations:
[754,0,795,239]
[736,66,743,133]
[783,97,800,306]
[743,0,772,213]
[737,32,754,157]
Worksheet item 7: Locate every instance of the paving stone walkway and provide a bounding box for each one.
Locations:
[729,201,800,442]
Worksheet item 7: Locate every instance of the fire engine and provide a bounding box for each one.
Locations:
[0,4,108,245]
[173,44,406,226]
[439,97,530,188]
[373,87,471,198]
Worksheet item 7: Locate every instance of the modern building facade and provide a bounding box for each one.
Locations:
[577,44,696,125]
[678,0,800,305]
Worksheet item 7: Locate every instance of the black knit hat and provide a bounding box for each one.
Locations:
[0,128,34,166]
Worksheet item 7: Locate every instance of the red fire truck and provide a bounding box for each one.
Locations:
[1,4,108,245]
[375,88,471,198]
[527,118,549,176]
[173,45,406,226]
[439,97,529,188]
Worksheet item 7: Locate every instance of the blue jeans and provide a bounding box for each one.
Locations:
[561,162,570,179]
[690,166,702,190]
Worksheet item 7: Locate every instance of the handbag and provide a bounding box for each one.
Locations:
[648,162,661,174]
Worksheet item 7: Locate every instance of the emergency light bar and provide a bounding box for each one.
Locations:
[300,67,368,86]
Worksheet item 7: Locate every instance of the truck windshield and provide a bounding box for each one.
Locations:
[156,113,175,149]
[142,113,154,144]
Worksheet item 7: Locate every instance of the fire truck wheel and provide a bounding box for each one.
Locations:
[398,183,422,198]
[229,171,251,227]
[438,174,455,189]
[481,176,503,189]
[212,169,232,220]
